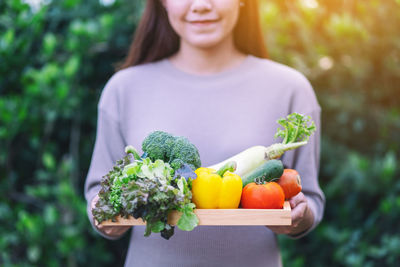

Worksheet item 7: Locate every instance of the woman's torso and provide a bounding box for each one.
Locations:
[99,55,319,266]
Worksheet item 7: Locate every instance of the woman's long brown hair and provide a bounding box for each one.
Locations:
[118,0,268,69]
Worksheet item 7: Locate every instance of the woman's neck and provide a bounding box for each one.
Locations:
[168,35,247,75]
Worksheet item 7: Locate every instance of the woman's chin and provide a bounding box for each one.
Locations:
[184,35,227,50]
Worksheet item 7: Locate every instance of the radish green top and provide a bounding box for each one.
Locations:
[275,112,316,144]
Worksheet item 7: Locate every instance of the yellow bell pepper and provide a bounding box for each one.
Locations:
[191,161,243,209]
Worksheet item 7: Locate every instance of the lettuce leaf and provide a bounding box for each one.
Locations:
[92,148,199,240]
[177,203,198,231]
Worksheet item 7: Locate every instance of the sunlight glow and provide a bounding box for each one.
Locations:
[300,0,319,9]
[319,56,334,70]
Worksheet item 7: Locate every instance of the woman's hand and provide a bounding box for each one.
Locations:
[267,192,314,236]
[91,195,131,238]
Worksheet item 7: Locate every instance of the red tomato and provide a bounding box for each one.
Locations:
[240,182,285,209]
[277,169,302,199]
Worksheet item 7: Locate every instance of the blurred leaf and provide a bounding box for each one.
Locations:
[27,245,41,262]
[64,55,80,77]
[44,205,58,225]
[64,0,82,9]
[42,152,56,170]
[43,33,57,56]
[0,29,15,50]
[381,151,396,180]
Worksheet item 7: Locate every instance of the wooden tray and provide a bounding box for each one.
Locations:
[101,201,291,226]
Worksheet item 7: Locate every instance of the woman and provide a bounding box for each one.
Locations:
[85,0,325,266]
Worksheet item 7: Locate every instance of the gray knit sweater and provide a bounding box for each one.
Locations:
[84,55,325,267]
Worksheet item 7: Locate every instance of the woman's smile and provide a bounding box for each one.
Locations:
[188,19,220,29]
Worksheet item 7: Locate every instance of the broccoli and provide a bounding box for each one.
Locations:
[142,131,175,161]
[169,136,201,170]
[142,131,201,170]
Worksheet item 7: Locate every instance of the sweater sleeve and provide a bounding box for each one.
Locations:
[280,74,325,239]
[84,79,128,240]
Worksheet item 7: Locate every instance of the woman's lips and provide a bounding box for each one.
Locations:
[188,20,219,27]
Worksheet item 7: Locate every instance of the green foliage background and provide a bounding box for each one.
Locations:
[1,0,399,266]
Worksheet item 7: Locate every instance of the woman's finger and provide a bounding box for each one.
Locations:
[291,202,307,227]
[289,192,305,208]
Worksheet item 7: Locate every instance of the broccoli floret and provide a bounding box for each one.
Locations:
[142,131,175,161]
[169,136,201,170]
[142,131,201,171]
[170,159,186,170]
